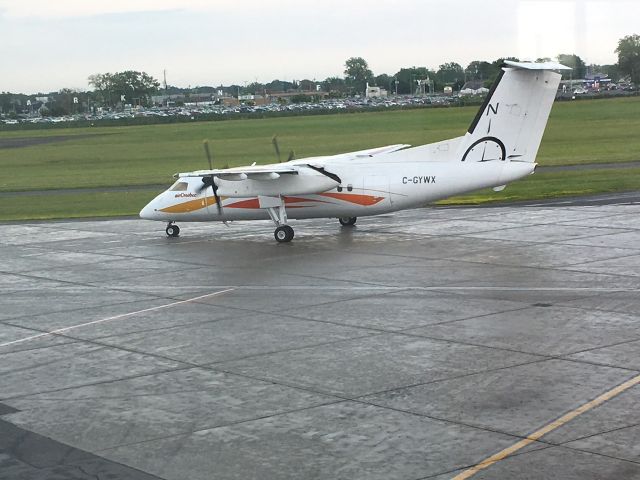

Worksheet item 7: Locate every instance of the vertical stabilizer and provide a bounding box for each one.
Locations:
[457,61,570,164]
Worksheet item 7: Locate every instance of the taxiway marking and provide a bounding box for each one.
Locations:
[0,288,235,349]
[452,372,640,479]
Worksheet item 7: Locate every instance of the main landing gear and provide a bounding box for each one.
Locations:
[339,216,357,226]
[165,222,180,237]
[274,225,295,243]
[265,196,295,243]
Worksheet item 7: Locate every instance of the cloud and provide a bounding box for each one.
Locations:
[1,0,636,92]
[0,0,373,18]
[0,0,211,18]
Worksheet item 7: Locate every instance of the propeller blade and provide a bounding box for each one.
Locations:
[203,140,213,170]
[195,175,214,194]
[196,175,224,215]
[212,185,223,215]
[272,135,281,163]
[287,150,295,162]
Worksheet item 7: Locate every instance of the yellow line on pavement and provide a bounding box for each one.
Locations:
[452,373,640,480]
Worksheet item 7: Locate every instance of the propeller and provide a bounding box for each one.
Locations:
[203,139,213,170]
[197,140,223,215]
[272,135,296,163]
[272,135,281,163]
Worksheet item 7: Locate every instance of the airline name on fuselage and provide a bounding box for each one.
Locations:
[402,176,436,184]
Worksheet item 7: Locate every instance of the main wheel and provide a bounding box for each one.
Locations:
[274,225,294,243]
[166,224,180,237]
[339,217,357,226]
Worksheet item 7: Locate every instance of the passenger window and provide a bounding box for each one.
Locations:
[170,181,189,191]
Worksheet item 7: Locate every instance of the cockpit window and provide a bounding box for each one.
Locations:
[170,181,189,191]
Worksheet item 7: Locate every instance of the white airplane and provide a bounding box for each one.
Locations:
[140,61,569,242]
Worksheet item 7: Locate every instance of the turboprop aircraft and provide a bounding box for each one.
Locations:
[140,61,569,242]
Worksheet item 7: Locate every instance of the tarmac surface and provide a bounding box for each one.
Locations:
[1,201,640,480]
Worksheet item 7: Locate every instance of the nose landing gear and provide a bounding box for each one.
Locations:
[339,216,357,226]
[166,222,180,237]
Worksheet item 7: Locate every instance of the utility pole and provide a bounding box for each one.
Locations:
[163,69,168,107]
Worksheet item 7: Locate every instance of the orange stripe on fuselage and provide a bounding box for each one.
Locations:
[160,195,222,213]
[318,192,385,206]
[166,193,385,212]
[226,196,330,209]
[284,196,331,205]
[226,198,260,209]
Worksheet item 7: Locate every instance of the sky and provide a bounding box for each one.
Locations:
[0,0,638,94]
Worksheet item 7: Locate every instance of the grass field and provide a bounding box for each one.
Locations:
[1,97,639,220]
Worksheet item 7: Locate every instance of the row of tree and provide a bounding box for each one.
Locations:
[1,34,638,117]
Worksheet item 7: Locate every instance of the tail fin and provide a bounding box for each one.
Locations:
[458,61,570,163]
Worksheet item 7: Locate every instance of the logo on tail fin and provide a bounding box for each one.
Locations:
[461,136,506,162]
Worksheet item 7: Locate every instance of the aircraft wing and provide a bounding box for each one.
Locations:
[348,143,411,157]
[178,164,299,181]
[291,143,411,165]
[178,163,340,196]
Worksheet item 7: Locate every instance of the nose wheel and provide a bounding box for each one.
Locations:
[166,223,180,237]
[339,216,357,226]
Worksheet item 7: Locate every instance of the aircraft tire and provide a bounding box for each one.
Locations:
[339,217,357,226]
[274,225,294,243]
[166,225,180,237]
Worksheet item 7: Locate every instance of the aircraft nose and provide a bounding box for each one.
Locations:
[139,202,157,220]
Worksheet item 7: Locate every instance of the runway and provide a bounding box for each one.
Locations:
[1,202,640,479]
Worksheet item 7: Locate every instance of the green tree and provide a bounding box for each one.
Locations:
[602,64,622,82]
[0,92,26,115]
[436,62,465,90]
[88,71,160,107]
[465,61,498,82]
[393,67,434,94]
[298,79,316,91]
[246,81,264,95]
[557,54,586,79]
[344,57,374,95]
[48,88,83,116]
[265,79,295,93]
[321,76,346,95]
[374,73,392,90]
[615,34,640,84]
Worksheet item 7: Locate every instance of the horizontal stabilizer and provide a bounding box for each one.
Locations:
[504,60,571,71]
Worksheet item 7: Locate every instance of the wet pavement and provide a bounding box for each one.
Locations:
[1,203,639,480]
